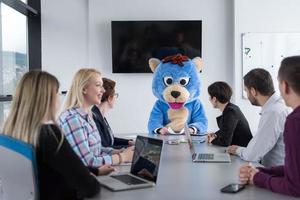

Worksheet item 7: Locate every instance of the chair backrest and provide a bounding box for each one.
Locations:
[0,134,38,200]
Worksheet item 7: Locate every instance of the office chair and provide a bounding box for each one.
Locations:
[0,134,38,200]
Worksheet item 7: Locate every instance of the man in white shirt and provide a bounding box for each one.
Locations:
[227,68,290,167]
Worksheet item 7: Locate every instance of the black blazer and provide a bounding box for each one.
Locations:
[92,106,130,148]
[38,124,100,200]
[211,103,252,147]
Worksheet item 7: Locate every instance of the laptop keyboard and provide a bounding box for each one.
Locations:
[198,153,214,160]
[111,174,147,185]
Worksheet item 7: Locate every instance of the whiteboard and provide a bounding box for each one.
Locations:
[242,33,300,98]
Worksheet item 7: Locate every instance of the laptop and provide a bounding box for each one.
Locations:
[97,135,163,191]
[184,126,231,163]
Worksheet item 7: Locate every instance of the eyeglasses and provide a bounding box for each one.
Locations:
[114,93,119,99]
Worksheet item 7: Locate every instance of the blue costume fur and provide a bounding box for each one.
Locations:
[148,54,208,134]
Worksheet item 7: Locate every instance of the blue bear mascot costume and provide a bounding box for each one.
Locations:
[148,54,208,134]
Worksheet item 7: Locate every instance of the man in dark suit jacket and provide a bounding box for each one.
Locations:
[207,81,252,147]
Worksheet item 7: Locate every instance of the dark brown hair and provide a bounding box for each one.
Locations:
[278,56,300,96]
[208,81,232,103]
[243,68,274,96]
[101,77,116,102]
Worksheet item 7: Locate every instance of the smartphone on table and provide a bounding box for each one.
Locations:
[220,184,245,193]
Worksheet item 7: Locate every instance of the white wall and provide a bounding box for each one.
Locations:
[40,0,300,135]
[233,0,300,133]
[41,0,234,134]
[41,0,89,91]
[88,0,234,134]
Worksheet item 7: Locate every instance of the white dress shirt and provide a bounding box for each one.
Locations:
[236,93,291,167]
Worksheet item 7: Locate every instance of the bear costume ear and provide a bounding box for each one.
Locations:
[149,58,161,72]
[192,57,203,72]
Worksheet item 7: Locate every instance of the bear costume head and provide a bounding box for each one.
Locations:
[148,54,207,134]
[150,54,203,109]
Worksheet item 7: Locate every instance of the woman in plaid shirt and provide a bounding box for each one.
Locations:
[58,68,133,168]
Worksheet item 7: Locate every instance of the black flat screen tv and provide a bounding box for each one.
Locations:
[111,20,202,73]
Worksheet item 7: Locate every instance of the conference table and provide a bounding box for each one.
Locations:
[88,134,297,200]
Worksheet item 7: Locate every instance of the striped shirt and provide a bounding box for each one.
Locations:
[58,107,113,167]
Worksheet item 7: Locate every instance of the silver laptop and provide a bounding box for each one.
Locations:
[184,126,231,163]
[97,135,163,191]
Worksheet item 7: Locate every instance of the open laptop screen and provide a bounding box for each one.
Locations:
[130,136,163,183]
[184,126,197,158]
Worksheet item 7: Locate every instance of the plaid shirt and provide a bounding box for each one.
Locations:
[58,107,113,167]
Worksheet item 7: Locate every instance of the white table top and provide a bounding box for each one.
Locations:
[87,134,297,200]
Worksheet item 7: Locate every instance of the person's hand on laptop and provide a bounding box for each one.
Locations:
[227,145,239,154]
[98,165,115,176]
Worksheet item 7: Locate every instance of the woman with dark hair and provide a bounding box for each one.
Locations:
[207,81,252,147]
[239,56,300,197]
[92,77,134,149]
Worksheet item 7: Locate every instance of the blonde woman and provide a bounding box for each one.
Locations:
[2,71,100,200]
[58,68,133,167]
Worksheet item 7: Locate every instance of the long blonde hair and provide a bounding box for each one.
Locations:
[2,71,60,147]
[63,68,102,110]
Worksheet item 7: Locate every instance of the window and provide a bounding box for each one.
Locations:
[1,3,28,96]
[0,0,41,126]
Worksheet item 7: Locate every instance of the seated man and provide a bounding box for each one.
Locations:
[239,56,300,197]
[227,68,290,167]
[207,81,252,147]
